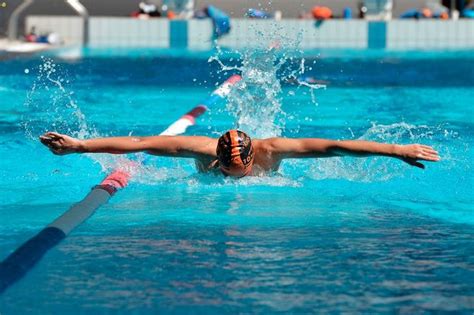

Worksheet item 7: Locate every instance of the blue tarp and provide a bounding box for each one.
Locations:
[206,5,231,38]
[247,8,271,19]
[462,9,474,18]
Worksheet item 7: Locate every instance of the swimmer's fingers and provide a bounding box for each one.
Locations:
[39,135,53,145]
[40,134,59,146]
[420,146,439,156]
[40,138,60,154]
[44,142,69,155]
[401,144,440,161]
[402,154,438,169]
[44,131,63,139]
[419,148,440,161]
[39,137,59,151]
[41,132,80,155]
[420,144,437,152]
[39,136,68,156]
[419,153,440,161]
[43,132,78,146]
[40,132,63,145]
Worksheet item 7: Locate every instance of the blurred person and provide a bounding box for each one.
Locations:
[131,1,161,18]
[162,0,194,19]
[312,6,333,19]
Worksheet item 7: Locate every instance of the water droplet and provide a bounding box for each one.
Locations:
[24,69,30,74]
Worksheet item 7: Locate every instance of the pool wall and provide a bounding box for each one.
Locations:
[25,16,474,50]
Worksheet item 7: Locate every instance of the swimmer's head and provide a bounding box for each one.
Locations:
[216,130,255,177]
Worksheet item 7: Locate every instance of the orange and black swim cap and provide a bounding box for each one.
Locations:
[217,130,255,177]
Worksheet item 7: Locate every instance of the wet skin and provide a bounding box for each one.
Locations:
[40,131,440,177]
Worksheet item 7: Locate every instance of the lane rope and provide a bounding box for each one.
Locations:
[0,75,241,294]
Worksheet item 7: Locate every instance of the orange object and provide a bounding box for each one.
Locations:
[312,6,332,19]
[217,130,254,177]
[167,10,176,19]
[100,170,131,190]
[421,8,433,18]
[440,12,449,19]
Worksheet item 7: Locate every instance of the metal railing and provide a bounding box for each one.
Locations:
[65,0,89,45]
[7,0,34,41]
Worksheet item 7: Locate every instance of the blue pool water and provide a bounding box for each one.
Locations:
[0,48,473,313]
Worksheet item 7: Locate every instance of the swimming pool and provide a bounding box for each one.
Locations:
[0,47,473,313]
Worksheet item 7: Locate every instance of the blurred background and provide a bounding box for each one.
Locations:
[0,0,473,51]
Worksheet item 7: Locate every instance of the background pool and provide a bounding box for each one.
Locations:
[0,48,473,313]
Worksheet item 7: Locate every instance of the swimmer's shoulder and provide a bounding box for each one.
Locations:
[254,137,303,162]
[253,137,284,153]
[253,138,285,170]
[186,136,218,157]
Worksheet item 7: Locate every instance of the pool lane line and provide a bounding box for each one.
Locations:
[0,74,242,294]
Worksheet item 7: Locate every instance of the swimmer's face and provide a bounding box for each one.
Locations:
[216,130,255,178]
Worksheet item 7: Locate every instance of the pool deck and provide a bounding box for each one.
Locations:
[0,38,53,59]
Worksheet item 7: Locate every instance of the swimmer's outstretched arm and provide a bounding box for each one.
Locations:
[39,132,217,158]
[267,138,440,169]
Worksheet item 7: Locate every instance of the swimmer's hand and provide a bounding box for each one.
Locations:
[39,132,82,155]
[395,144,440,169]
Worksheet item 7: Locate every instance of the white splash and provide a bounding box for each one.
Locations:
[21,57,132,173]
[309,122,454,182]
[209,28,325,139]
[22,56,93,140]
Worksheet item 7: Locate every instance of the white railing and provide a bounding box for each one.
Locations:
[65,0,89,45]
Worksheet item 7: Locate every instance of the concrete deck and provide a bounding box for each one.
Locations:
[0,38,51,53]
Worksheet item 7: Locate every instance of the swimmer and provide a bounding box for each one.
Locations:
[40,130,440,177]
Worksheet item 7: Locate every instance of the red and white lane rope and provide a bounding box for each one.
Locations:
[0,75,242,294]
